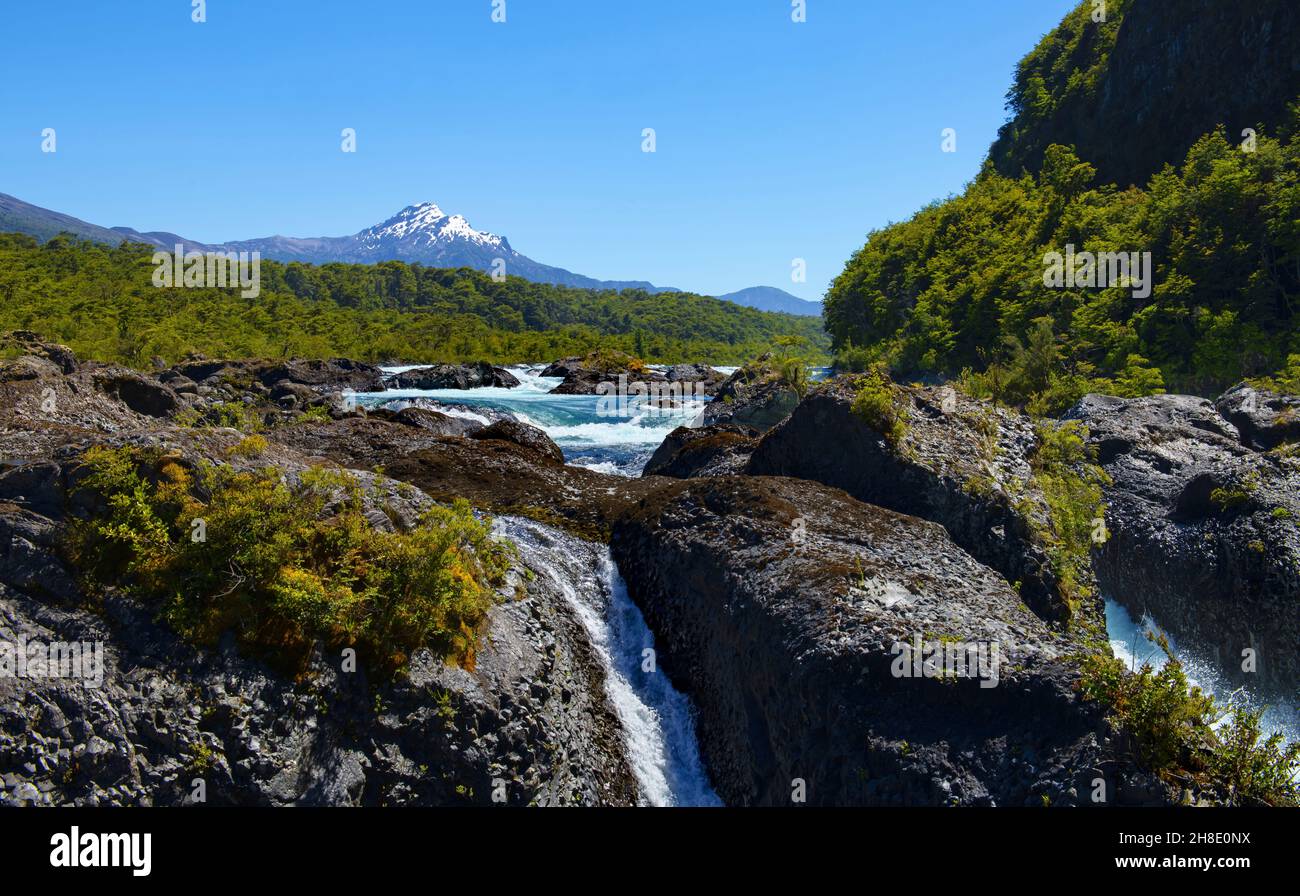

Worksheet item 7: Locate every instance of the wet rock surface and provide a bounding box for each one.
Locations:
[611,476,1166,806]
[1066,393,1300,693]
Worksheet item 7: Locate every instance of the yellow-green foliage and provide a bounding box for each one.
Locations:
[850,364,909,446]
[1027,420,1109,613]
[1080,635,1300,806]
[66,446,512,677]
[1249,354,1300,395]
[228,434,268,457]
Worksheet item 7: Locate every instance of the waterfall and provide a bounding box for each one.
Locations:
[493,516,722,807]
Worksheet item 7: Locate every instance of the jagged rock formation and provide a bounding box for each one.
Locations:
[700,362,801,432]
[746,377,1082,625]
[1066,392,1300,694]
[611,476,1168,806]
[642,423,759,479]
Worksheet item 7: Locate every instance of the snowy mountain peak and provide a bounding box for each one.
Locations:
[358,202,507,252]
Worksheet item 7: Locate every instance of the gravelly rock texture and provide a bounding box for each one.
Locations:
[1066,392,1300,694]
[611,475,1169,807]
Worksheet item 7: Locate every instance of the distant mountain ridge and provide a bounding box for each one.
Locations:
[0,192,818,315]
[716,286,821,317]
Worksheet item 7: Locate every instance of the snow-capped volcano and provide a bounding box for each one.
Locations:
[13,193,814,307]
[357,202,509,254]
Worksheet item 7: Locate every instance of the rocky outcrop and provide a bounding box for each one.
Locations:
[0,429,640,807]
[539,351,660,396]
[663,364,728,395]
[642,423,758,479]
[1215,382,1300,451]
[1,331,77,374]
[470,420,564,464]
[387,362,519,391]
[270,417,658,541]
[611,476,1167,807]
[747,377,1077,625]
[166,357,386,394]
[701,362,800,432]
[369,405,482,437]
[1065,393,1300,694]
[92,371,181,418]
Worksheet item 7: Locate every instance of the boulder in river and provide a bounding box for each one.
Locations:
[542,350,665,395]
[701,358,802,432]
[387,362,520,391]
[470,419,565,464]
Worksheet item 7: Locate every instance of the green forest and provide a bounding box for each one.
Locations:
[825,0,1300,412]
[0,233,828,367]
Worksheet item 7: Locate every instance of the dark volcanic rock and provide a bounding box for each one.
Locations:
[167,358,385,394]
[267,416,658,541]
[470,420,564,464]
[748,377,1075,625]
[1,332,78,374]
[0,436,640,807]
[382,405,482,437]
[93,371,180,418]
[387,362,519,391]
[1065,393,1300,694]
[663,364,728,395]
[1215,382,1300,451]
[542,351,665,396]
[643,424,759,478]
[701,363,800,432]
[611,476,1166,807]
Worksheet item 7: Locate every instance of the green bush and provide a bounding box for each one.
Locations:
[849,364,909,446]
[65,446,512,677]
[1026,420,1109,616]
[1080,635,1300,806]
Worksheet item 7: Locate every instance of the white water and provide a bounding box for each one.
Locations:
[493,516,721,807]
[365,364,711,476]
[1105,599,1299,749]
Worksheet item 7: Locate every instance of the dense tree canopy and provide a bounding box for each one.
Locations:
[0,236,827,367]
[825,109,1300,408]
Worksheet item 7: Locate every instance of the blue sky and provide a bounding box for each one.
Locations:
[1,0,1077,300]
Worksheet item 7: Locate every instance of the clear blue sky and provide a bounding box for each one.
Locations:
[1,0,1077,300]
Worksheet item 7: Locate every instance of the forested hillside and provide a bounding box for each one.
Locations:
[825,0,1300,411]
[0,234,827,366]
[989,0,1300,188]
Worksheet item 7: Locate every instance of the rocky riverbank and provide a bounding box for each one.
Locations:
[2,335,1295,806]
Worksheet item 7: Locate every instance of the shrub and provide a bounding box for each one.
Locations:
[850,364,909,446]
[65,446,512,677]
[1080,634,1300,806]
[1026,420,1110,616]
